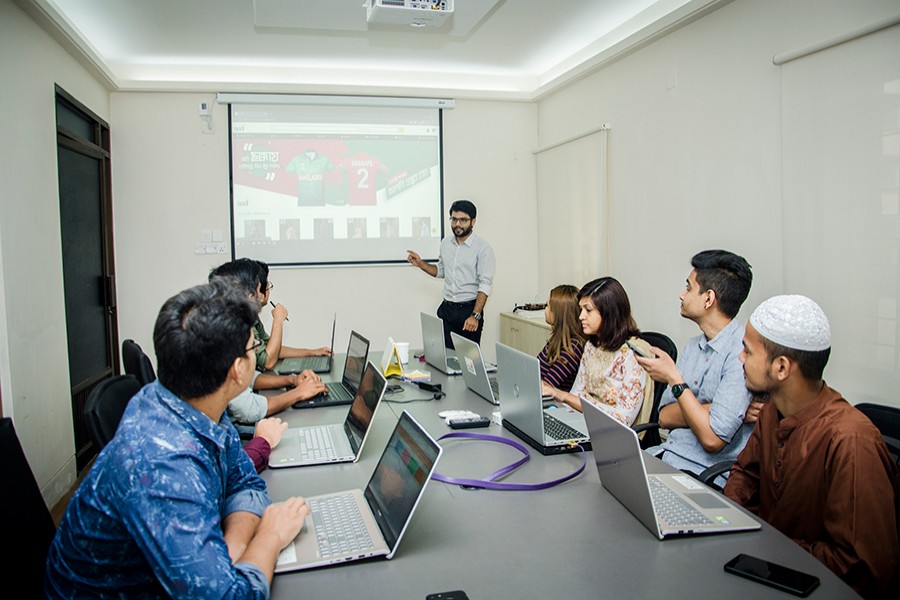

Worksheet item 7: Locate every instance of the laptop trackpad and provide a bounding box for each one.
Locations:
[685,492,728,509]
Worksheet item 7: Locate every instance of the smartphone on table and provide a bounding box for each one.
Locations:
[724,553,820,597]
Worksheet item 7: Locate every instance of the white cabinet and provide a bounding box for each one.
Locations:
[499,312,552,356]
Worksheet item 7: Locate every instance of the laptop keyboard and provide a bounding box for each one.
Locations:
[304,355,330,371]
[299,426,337,460]
[325,382,354,402]
[489,377,500,396]
[309,494,375,558]
[543,413,584,441]
[648,477,714,527]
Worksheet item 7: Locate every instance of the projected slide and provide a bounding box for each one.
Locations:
[229,103,444,266]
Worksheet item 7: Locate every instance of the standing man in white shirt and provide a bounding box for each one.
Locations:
[407,199,496,348]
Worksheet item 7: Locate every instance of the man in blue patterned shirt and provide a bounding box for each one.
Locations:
[46,281,310,598]
[637,250,762,483]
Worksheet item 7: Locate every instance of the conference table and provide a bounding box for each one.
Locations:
[263,352,858,599]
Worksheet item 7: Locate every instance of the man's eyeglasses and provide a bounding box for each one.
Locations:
[449,217,471,224]
[244,339,263,358]
[265,282,274,292]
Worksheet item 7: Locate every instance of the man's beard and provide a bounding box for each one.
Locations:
[453,225,473,237]
[750,390,771,404]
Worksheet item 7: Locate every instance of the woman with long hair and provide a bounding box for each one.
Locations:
[538,285,586,393]
[541,277,654,426]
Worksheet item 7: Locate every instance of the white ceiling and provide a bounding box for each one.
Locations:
[19,0,729,100]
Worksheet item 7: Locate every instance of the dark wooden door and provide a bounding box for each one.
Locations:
[56,87,118,471]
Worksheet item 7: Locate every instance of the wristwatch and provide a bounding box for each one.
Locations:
[672,383,689,399]
[471,312,482,321]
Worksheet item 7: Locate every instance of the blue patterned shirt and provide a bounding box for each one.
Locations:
[646,319,754,477]
[46,381,272,599]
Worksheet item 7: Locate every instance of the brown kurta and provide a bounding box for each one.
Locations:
[724,385,900,598]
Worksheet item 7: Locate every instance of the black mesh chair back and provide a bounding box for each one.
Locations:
[84,374,142,450]
[856,402,900,466]
[634,330,678,449]
[122,338,156,387]
[0,418,56,596]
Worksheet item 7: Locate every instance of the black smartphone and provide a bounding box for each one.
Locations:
[626,340,654,359]
[426,592,469,600]
[724,554,820,597]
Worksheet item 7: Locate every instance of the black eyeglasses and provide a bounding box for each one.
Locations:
[243,339,263,358]
[265,282,274,292]
[449,217,471,224]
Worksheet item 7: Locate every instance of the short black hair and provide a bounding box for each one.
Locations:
[761,337,831,381]
[691,250,753,318]
[254,260,270,291]
[449,199,476,220]
[208,258,259,297]
[153,280,259,400]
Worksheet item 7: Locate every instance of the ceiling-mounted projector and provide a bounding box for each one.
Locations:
[366,0,454,28]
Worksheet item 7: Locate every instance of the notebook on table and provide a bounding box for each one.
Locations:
[496,342,590,455]
[292,330,370,409]
[581,400,760,539]
[275,314,336,375]
[269,361,386,468]
[450,332,500,405]
[274,410,442,573]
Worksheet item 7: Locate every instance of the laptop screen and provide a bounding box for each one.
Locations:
[342,331,370,389]
[344,362,385,453]
[364,412,440,551]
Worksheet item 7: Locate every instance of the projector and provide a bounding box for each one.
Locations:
[366,0,454,28]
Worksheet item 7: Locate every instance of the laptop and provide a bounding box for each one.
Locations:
[581,400,760,539]
[275,410,442,573]
[274,314,336,375]
[269,361,386,468]
[420,312,496,376]
[420,312,462,375]
[292,330,370,409]
[451,332,500,404]
[496,342,590,455]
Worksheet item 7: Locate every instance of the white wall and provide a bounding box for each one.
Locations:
[537,0,900,406]
[111,96,539,366]
[9,0,898,511]
[0,0,111,506]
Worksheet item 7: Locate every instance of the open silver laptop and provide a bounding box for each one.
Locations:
[582,400,760,538]
[292,330,370,409]
[275,411,442,573]
[420,312,462,375]
[496,342,590,455]
[269,361,385,468]
[451,332,500,404]
[275,314,336,375]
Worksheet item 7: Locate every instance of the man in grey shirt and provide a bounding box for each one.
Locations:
[637,250,761,483]
[408,199,496,348]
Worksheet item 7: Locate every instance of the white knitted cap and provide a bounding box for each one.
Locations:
[750,295,831,352]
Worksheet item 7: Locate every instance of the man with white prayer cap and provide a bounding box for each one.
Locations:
[725,295,899,598]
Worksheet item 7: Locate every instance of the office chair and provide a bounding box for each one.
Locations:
[0,418,57,596]
[855,402,900,466]
[631,331,678,449]
[84,374,142,450]
[122,338,156,387]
